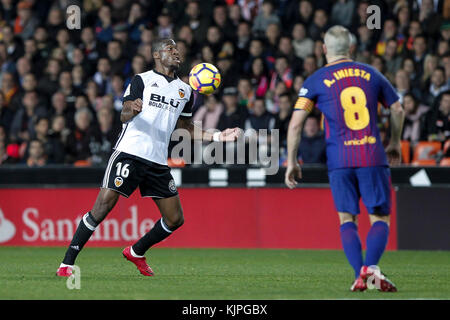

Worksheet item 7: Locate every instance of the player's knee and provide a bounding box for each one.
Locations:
[164,210,184,230]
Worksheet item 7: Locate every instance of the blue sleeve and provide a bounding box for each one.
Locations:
[298,74,318,102]
[377,72,399,107]
[122,75,144,102]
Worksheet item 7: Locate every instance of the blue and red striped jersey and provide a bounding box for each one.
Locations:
[294,59,399,170]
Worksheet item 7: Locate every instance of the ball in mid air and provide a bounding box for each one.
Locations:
[189,63,221,95]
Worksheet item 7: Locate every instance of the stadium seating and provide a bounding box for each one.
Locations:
[411,141,441,166]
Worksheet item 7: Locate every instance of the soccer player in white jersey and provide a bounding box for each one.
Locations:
[56,39,240,277]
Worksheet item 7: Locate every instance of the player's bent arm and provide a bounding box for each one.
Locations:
[120,99,143,123]
[389,101,405,145]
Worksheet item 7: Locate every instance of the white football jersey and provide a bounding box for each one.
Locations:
[114,70,193,165]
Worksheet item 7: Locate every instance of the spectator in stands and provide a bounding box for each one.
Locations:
[285,0,314,29]
[10,72,46,115]
[421,54,439,90]
[79,27,101,66]
[95,5,113,43]
[249,57,269,98]
[383,38,402,76]
[264,22,280,56]
[424,67,450,106]
[14,1,39,41]
[180,0,210,44]
[237,77,255,112]
[10,91,47,143]
[2,24,23,62]
[45,6,64,40]
[48,114,70,147]
[89,106,121,166]
[401,93,429,146]
[193,94,223,130]
[56,29,75,63]
[423,91,450,142]
[278,35,303,74]
[106,40,130,76]
[59,71,81,108]
[37,58,61,99]
[302,55,317,78]
[269,56,293,93]
[291,23,314,60]
[212,4,235,41]
[217,87,246,131]
[313,39,326,68]
[330,0,355,28]
[402,57,421,90]
[32,116,65,164]
[50,91,75,130]
[375,19,399,56]
[243,38,267,74]
[245,98,275,132]
[93,57,113,96]
[355,25,374,63]
[127,2,149,43]
[0,91,13,134]
[252,0,280,37]
[394,69,421,104]
[298,116,326,164]
[65,107,94,164]
[25,139,47,166]
[409,34,428,79]
[1,71,18,108]
[156,10,174,39]
[274,93,292,150]
[308,9,329,41]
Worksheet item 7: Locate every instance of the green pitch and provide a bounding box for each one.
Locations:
[0,247,449,300]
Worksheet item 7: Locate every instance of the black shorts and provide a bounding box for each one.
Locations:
[101,150,178,198]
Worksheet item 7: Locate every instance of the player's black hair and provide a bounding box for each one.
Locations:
[151,38,175,54]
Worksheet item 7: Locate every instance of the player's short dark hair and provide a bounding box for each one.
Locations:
[151,38,175,54]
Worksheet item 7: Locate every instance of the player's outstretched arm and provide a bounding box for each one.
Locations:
[386,101,405,166]
[120,98,143,123]
[176,118,241,142]
[285,109,308,189]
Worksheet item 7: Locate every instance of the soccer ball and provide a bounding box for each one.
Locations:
[189,63,221,95]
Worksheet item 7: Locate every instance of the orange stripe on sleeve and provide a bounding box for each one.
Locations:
[294,97,314,113]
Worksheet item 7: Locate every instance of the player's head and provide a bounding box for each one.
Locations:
[323,25,351,62]
[151,38,181,71]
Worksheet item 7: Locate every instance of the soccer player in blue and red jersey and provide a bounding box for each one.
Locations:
[285,26,405,292]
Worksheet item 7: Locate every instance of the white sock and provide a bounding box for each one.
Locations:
[59,263,73,268]
[130,246,144,258]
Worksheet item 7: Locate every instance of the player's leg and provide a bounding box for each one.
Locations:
[356,166,392,267]
[329,168,364,279]
[357,166,397,291]
[131,195,184,257]
[122,165,182,276]
[57,151,140,276]
[60,188,120,267]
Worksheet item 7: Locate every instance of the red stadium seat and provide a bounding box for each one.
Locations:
[439,158,450,166]
[400,140,411,164]
[412,141,441,164]
[73,160,91,167]
[167,158,186,167]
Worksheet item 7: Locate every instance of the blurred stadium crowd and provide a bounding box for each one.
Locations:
[0,0,449,167]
